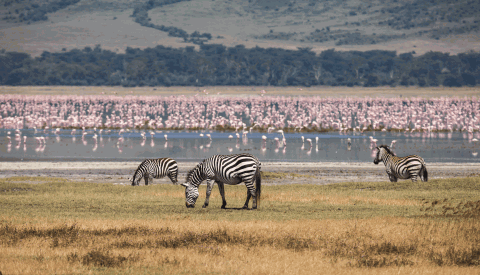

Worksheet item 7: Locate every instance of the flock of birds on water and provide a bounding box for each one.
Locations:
[1,94,480,159]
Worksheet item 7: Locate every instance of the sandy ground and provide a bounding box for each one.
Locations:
[1,86,479,98]
[1,161,479,186]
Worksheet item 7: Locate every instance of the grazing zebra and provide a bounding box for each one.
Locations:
[373,145,428,182]
[131,158,178,186]
[181,153,261,209]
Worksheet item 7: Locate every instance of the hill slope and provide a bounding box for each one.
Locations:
[0,0,479,57]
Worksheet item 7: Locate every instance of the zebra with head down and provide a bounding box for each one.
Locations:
[131,158,178,186]
[373,145,428,182]
[181,153,261,209]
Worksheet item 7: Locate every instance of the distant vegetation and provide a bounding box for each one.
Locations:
[2,0,80,23]
[1,44,478,87]
[131,0,213,45]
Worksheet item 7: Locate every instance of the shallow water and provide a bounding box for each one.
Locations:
[1,129,479,163]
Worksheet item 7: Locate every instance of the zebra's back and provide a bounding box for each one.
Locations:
[210,153,260,184]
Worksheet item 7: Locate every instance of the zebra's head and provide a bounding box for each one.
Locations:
[373,145,393,164]
[180,163,205,208]
[131,169,143,186]
[180,181,199,208]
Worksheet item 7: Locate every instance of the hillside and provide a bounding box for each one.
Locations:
[1,0,479,57]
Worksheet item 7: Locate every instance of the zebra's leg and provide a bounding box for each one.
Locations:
[202,179,215,208]
[388,174,397,182]
[144,175,149,185]
[243,182,256,209]
[217,182,227,209]
[243,191,251,209]
[410,175,418,182]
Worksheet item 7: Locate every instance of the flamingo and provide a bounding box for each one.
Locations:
[306,138,312,148]
[390,140,397,149]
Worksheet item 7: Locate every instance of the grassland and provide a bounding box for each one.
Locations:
[1,0,480,57]
[1,175,480,274]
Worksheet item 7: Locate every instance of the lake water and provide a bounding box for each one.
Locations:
[1,129,479,163]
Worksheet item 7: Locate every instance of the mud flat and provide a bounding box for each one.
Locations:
[1,86,479,98]
[1,161,479,185]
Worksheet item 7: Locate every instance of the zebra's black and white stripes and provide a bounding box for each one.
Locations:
[131,158,178,186]
[373,145,428,182]
[181,153,261,209]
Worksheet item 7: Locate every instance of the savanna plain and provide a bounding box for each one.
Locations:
[1,175,480,275]
[1,86,480,274]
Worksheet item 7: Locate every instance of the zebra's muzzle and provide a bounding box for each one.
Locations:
[373,159,379,164]
[186,203,195,208]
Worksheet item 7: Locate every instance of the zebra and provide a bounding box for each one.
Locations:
[131,158,178,186]
[180,153,261,209]
[373,145,428,182]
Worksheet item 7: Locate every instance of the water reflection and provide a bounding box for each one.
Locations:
[0,129,479,163]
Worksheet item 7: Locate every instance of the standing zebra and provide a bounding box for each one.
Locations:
[181,153,261,209]
[131,158,178,186]
[373,145,428,182]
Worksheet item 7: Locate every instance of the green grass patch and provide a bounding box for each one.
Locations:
[1,176,480,222]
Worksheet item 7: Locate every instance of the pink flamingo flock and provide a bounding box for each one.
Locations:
[1,95,479,134]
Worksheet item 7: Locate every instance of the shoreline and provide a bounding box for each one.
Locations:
[2,86,479,98]
[1,161,479,185]
[1,161,480,169]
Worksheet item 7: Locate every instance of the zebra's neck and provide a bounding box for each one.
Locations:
[381,150,394,166]
[190,164,208,187]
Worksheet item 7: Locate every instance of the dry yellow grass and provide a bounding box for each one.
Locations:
[1,85,479,98]
[1,216,479,274]
[2,176,480,274]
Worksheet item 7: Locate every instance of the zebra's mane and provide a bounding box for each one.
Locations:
[186,161,204,182]
[379,145,394,155]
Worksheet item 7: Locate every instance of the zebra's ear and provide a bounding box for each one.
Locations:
[180,182,189,187]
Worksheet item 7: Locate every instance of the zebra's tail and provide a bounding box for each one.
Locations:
[422,165,428,182]
[255,166,261,207]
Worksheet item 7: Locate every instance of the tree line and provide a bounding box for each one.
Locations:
[0,44,478,87]
[131,0,213,45]
[2,0,81,24]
